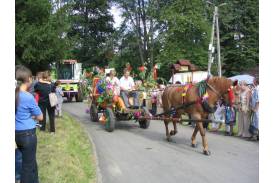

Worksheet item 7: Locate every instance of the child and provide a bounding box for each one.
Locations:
[209,100,225,132]
[224,105,236,136]
[55,80,64,117]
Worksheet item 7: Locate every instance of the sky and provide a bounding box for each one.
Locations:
[110,5,123,28]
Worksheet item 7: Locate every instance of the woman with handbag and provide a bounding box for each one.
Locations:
[34,71,56,134]
[15,65,43,183]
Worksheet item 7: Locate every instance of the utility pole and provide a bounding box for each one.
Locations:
[215,6,222,77]
[206,1,226,77]
[207,7,216,76]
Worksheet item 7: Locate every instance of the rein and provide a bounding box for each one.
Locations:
[196,79,234,112]
[155,101,197,117]
[206,83,221,98]
[206,81,234,106]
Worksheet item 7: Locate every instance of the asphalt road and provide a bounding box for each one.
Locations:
[63,102,259,183]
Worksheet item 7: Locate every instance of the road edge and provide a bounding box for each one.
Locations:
[66,112,103,183]
[85,127,103,183]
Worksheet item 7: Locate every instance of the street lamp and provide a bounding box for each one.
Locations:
[206,1,227,77]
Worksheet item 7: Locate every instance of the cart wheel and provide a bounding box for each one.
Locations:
[139,107,151,129]
[90,104,98,122]
[105,108,116,132]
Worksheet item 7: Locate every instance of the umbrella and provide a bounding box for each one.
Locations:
[229,74,255,84]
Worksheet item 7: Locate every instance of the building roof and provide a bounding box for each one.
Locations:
[63,60,78,64]
[171,59,198,72]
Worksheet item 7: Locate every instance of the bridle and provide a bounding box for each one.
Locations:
[206,83,221,98]
[206,82,234,106]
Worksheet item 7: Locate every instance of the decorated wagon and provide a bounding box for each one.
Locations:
[88,70,152,132]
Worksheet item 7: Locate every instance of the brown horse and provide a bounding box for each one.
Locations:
[161,76,236,155]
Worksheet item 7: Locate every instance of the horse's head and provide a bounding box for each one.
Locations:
[207,77,237,107]
[220,86,235,106]
[220,79,240,107]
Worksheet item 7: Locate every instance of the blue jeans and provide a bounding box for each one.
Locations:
[15,128,39,183]
[15,148,22,181]
[252,111,259,129]
[121,90,139,108]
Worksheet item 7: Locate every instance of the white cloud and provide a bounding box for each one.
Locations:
[110,5,123,28]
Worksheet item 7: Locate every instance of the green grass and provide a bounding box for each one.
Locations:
[37,113,96,183]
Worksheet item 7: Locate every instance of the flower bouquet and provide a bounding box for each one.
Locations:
[96,79,114,107]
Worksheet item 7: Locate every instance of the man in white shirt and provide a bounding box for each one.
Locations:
[120,69,139,108]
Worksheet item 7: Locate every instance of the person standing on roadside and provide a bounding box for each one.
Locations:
[250,78,259,140]
[29,72,43,96]
[55,80,64,117]
[209,100,225,132]
[237,81,252,138]
[34,71,56,133]
[15,65,43,183]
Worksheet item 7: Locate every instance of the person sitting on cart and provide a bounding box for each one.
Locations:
[106,70,120,96]
[120,68,139,109]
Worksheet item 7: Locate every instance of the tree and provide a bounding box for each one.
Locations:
[111,0,258,79]
[16,0,71,73]
[216,0,259,76]
[155,0,211,80]
[67,0,114,67]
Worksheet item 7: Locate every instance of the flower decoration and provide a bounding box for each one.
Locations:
[202,92,209,101]
[96,79,114,105]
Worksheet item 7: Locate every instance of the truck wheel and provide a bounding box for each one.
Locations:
[138,107,151,129]
[67,95,73,102]
[76,88,83,102]
[105,108,116,132]
[90,104,98,122]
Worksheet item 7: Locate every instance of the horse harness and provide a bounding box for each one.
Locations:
[180,80,234,113]
[157,80,234,117]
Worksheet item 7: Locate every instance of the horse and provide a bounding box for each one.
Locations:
[161,76,236,155]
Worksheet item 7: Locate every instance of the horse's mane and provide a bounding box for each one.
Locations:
[207,76,232,93]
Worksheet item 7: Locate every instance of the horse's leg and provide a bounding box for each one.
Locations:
[191,124,199,148]
[164,119,171,141]
[190,114,199,147]
[170,120,178,136]
[197,122,211,155]
[170,113,179,136]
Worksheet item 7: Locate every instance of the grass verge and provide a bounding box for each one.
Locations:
[37,113,96,183]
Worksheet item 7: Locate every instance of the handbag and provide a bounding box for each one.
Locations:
[49,84,58,107]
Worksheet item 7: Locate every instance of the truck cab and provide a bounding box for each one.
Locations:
[56,60,84,102]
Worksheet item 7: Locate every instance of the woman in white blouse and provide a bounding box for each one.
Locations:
[106,70,120,96]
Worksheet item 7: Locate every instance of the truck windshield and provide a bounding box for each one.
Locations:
[58,64,73,79]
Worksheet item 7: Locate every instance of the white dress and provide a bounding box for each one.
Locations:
[106,76,120,96]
